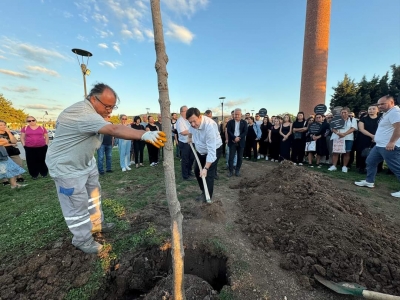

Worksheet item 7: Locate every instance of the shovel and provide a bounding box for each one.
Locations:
[314,274,400,300]
[188,141,211,203]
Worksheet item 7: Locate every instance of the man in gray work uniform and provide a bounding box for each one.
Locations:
[46,83,166,254]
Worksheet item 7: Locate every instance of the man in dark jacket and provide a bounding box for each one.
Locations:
[226,108,248,177]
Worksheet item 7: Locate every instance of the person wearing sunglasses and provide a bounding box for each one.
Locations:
[45,83,166,254]
[20,116,49,179]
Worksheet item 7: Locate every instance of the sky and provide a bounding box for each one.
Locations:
[1,0,399,122]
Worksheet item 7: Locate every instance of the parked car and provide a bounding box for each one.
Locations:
[10,130,21,141]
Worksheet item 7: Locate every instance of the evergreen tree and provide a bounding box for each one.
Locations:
[329,74,358,111]
[389,64,400,103]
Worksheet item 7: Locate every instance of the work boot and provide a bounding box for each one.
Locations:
[92,223,115,233]
[196,193,205,202]
[77,239,103,254]
[235,171,241,177]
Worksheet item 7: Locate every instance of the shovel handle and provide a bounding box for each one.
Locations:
[363,290,400,300]
[188,143,211,202]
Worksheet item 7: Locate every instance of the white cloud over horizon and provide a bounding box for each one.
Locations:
[165,22,194,44]
[3,86,38,93]
[27,66,60,77]
[0,69,30,78]
[98,43,108,48]
[112,42,121,54]
[99,61,122,69]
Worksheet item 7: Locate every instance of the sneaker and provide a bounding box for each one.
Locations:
[328,166,337,171]
[257,155,261,159]
[16,178,25,183]
[354,180,374,188]
[150,162,155,167]
[2,181,10,186]
[391,191,400,198]
[77,240,103,254]
[122,167,127,172]
[342,166,348,173]
[11,184,28,189]
[270,159,274,162]
[260,155,264,158]
[293,163,297,166]
[183,177,195,181]
[130,161,135,165]
[309,165,314,168]
[126,166,132,171]
[265,156,269,161]
[99,171,105,175]
[106,170,113,173]
[298,163,303,166]
[317,165,322,169]
[195,193,205,202]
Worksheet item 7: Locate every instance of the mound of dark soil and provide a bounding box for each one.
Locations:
[233,162,400,296]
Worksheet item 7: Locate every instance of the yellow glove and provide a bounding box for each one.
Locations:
[141,131,167,148]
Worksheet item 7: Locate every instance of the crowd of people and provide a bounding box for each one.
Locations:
[1,84,399,253]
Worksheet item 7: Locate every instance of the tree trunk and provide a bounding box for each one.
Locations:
[150,1,186,300]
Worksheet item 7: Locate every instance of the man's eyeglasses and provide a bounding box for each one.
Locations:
[27,120,36,122]
[94,95,118,110]
[121,118,127,120]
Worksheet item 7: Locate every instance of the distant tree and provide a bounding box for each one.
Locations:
[278,112,296,121]
[109,115,120,124]
[0,94,27,125]
[377,72,390,98]
[389,64,400,102]
[329,74,358,111]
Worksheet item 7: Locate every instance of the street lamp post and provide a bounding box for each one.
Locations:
[42,111,48,127]
[146,108,150,115]
[219,97,226,122]
[251,109,255,116]
[72,48,92,97]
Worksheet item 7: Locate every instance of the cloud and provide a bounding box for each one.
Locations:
[98,43,108,49]
[18,43,68,63]
[112,42,121,54]
[27,66,60,77]
[77,34,87,42]
[121,24,144,40]
[0,55,5,59]
[165,22,194,44]
[3,86,38,93]
[95,28,114,38]
[144,29,154,39]
[163,0,208,17]
[64,11,73,18]
[92,13,108,23]
[99,61,122,69]
[225,98,250,107]
[25,104,49,109]
[0,69,30,78]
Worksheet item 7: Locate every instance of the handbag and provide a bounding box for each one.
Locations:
[7,146,20,156]
[305,141,316,152]
[361,144,374,158]
[332,138,346,153]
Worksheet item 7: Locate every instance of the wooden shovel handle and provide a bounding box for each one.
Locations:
[363,290,400,300]
[188,142,211,202]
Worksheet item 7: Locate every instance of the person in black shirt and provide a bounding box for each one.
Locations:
[291,112,307,165]
[259,116,272,160]
[146,116,160,166]
[131,116,146,168]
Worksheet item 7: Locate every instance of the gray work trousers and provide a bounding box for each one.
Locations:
[53,167,104,247]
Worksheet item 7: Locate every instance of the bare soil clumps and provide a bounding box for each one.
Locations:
[233,161,400,296]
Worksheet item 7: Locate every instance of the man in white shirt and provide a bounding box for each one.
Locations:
[355,95,400,197]
[328,107,358,173]
[176,106,195,181]
[187,107,223,202]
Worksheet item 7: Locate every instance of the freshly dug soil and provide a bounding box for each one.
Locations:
[233,161,400,295]
[144,274,217,300]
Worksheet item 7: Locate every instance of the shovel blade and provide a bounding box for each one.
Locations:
[314,274,365,296]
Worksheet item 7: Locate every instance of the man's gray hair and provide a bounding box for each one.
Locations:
[234,108,242,113]
[180,106,187,112]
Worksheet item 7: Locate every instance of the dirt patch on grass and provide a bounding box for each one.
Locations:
[233,161,400,296]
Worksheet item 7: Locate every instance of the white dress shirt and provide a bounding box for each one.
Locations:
[189,116,222,163]
[176,116,190,143]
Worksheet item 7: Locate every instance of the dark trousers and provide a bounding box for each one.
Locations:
[291,139,305,163]
[179,141,194,179]
[245,138,258,159]
[133,140,145,164]
[269,141,280,160]
[195,146,222,198]
[228,143,244,173]
[147,144,159,164]
[24,145,48,178]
